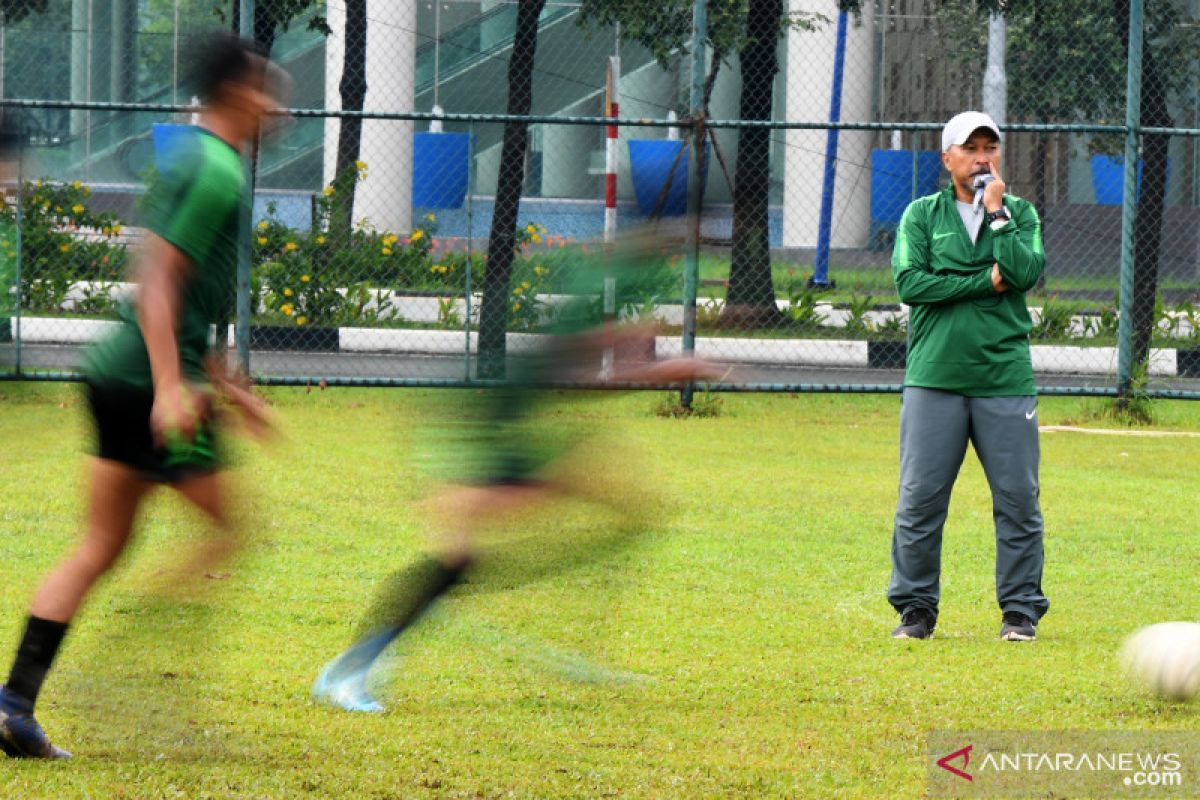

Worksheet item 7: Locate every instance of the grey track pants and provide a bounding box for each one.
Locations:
[887,387,1049,621]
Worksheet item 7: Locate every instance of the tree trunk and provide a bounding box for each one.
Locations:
[723,0,784,327]
[477,0,546,379]
[1115,0,1171,378]
[331,0,367,238]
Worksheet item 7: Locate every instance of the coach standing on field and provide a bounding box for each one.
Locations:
[887,111,1049,642]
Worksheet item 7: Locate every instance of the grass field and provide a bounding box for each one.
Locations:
[2,383,1200,798]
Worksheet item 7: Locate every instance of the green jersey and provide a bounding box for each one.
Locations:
[84,128,245,391]
[892,185,1045,396]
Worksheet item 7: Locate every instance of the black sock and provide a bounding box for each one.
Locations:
[5,616,69,709]
[342,556,469,671]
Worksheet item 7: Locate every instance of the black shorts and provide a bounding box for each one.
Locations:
[86,381,220,483]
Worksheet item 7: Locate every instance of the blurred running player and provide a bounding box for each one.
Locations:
[313,232,716,712]
[0,34,283,759]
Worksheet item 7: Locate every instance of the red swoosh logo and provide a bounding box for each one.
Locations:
[937,745,973,782]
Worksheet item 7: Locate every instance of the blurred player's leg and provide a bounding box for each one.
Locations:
[313,554,470,712]
[1,459,152,759]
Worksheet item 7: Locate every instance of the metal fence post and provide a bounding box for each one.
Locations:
[464,122,476,382]
[235,0,255,374]
[12,149,22,375]
[680,0,706,409]
[1116,0,1144,396]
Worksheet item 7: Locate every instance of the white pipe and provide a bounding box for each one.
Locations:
[982,11,1007,127]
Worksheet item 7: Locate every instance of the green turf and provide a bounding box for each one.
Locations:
[1,383,1199,798]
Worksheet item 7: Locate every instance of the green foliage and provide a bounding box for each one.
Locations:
[841,292,875,338]
[436,296,463,330]
[696,297,725,328]
[576,0,850,74]
[8,179,129,314]
[506,238,556,331]
[1172,298,1200,346]
[873,312,908,341]
[0,0,47,24]
[936,1,1198,153]
[1084,364,1156,426]
[252,181,438,326]
[784,283,826,330]
[1031,295,1075,340]
[653,385,724,418]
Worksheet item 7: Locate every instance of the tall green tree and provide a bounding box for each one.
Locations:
[477,0,549,379]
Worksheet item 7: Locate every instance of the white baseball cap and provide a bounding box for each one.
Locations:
[941,111,1002,152]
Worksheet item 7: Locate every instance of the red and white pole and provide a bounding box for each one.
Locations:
[604,56,620,243]
[600,56,620,379]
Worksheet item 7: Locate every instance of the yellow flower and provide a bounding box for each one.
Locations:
[54,205,62,213]
[315,236,326,245]
[355,160,368,171]
[383,233,398,246]
[513,286,524,296]
[301,274,311,283]
[296,316,307,326]
[71,203,84,214]
[513,302,522,312]
[284,242,298,252]
[71,180,81,190]
[281,303,294,316]
[531,234,542,244]
[521,281,531,290]
[322,186,335,197]
[283,288,293,297]
[526,223,536,234]
[83,186,91,198]
[59,243,71,253]
[425,213,436,221]
[411,229,425,242]
[112,224,122,235]
[257,236,268,246]
[257,220,269,230]
[381,247,393,256]
[534,266,547,277]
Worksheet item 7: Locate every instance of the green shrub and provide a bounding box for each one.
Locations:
[7,179,129,314]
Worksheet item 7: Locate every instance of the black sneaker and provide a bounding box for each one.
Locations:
[0,687,71,759]
[1000,611,1036,642]
[892,607,937,639]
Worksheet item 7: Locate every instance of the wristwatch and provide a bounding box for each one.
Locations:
[985,206,1011,229]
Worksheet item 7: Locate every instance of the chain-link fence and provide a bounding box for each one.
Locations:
[1,0,1198,397]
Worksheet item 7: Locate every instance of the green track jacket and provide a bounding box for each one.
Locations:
[892,184,1045,396]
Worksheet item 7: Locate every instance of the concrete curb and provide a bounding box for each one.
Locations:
[11,316,1189,376]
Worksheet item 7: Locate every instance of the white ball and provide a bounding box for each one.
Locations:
[1121,622,1200,701]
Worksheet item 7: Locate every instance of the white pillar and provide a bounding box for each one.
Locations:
[982,12,1007,127]
[324,0,416,234]
[783,0,874,249]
